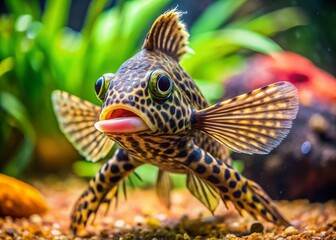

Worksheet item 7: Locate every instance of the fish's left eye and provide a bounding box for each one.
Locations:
[94,73,114,102]
[148,70,173,100]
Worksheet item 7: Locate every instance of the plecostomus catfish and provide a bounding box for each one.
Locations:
[52,9,299,235]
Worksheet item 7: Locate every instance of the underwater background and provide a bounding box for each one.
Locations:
[1,0,336,215]
[1,0,336,238]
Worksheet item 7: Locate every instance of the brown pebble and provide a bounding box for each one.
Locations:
[225,233,237,239]
[183,233,190,239]
[249,222,264,233]
[284,226,299,236]
[5,229,15,237]
[309,113,329,133]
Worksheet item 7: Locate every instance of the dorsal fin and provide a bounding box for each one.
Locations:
[142,9,190,61]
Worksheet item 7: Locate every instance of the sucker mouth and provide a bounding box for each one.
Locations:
[94,106,152,133]
[105,109,138,119]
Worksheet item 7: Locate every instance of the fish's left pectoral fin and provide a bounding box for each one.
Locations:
[194,82,299,154]
[186,172,220,214]
[51,90,114,162]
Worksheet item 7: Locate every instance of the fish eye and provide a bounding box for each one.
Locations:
[148,70,173,100]
[94,73,114,102]
[157,74,171,93]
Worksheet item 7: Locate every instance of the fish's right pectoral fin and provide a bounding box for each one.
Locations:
[51,90,114,162]
[194,82,299,155]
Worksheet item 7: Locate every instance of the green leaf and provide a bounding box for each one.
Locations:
[0,57,14,77]
[191,0,246,35]
[228,7,308,36]
[1,91,35,176]
[121,0,169,51]
[4,0,41,19]
[41,0,70,41]
[192,29,282,54]
[184,29,282,78]
[82,0,110,40]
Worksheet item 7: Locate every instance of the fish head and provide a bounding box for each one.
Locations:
[94,10,195,136]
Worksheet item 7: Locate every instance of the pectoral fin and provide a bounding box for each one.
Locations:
[194,82,299,154]
[186,173,220,214]
[52,90,114,162]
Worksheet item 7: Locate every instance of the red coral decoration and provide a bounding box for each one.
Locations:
[225,52,336,110]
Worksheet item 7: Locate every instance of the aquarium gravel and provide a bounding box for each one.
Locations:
[0,178,335,239]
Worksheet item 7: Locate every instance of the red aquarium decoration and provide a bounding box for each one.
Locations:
[225,52,336,110]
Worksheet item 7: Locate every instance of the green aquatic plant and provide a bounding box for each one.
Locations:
[0,0,306,177]
[0,0,170,176]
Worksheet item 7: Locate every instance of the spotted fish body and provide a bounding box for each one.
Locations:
[52,10,299,235]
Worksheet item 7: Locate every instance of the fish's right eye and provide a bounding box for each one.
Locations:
[94,73,114,102]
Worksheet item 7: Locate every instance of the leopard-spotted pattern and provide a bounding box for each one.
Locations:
[61,10,294,235]
[70,49,290,235]
[103,50,228,168]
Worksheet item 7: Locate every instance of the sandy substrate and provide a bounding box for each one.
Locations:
[0,177,335,239]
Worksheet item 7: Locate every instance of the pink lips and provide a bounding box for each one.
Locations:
[94,109,149,133]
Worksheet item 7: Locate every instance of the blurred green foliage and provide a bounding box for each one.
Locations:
[0,0,306,178]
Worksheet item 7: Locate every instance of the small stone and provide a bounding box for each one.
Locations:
[147,218,160,229]
[124,233,136,240]
[5,229,15,237]
[175,234,183,240]
[183,233,190,239]
[134,215,144,224]
[30,214,42,224]
[52,223,60,229]
[225,233,237,240]
[114,219,125,228]
[284,226,299,236]
[156,214,166,221]
[249,221,264,233]
[51,229,61,235]
[309,113,328,133]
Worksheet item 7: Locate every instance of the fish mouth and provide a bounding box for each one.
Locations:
[94,106,153,133]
